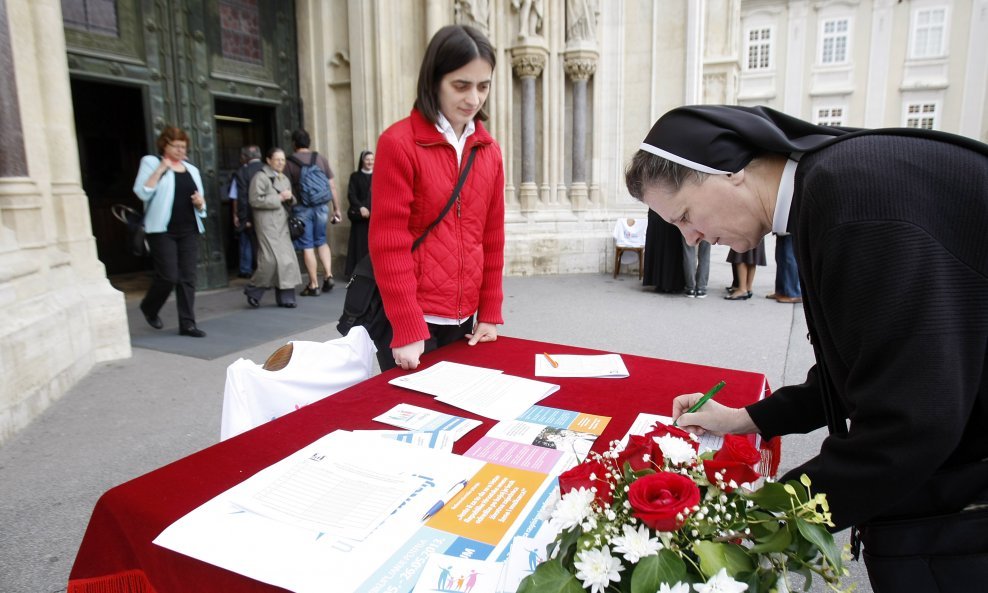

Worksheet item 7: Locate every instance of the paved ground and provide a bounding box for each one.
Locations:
[0,241,871,593]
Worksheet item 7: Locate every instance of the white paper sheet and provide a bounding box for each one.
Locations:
[154,431,483,593]
[372,403,482,441]
[534,353,629,378]
[389,362,559,421]
[621,413,723,453]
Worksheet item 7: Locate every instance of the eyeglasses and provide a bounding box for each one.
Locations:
[167,142,188,151]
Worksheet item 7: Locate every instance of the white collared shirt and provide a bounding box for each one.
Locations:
[435,112,476,166]
[772,159,799,235]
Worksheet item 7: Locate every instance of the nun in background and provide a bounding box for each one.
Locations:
[625,105,988,592]
[641,208,685,293]
[345,150,374,277]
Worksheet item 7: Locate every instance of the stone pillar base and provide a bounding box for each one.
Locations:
[518,182,540,212]
[569,182,589,211]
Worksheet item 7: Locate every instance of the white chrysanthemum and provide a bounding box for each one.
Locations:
[654,435,698,465]
[611,523,662,563]
[692,568,749,593]
[573,546,624,593]
[659,583,691,593]
[550,487,596,530]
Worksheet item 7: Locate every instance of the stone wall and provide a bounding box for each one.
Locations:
[0,0,130,446]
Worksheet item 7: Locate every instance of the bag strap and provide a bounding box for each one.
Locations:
[411,146,479,252]
[309,151,319,166]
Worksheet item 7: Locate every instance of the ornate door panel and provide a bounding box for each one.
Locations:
[64,0,299,288]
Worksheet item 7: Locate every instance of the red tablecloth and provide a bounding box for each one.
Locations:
[68,336,776,593]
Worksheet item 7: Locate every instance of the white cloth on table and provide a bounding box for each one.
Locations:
[220,326,376,440]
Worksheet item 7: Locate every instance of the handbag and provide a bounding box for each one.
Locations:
[337,146,479,340]
[111,203,148,257]
[287,208,305,241]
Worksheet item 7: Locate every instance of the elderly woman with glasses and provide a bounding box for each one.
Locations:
[132,125,208,337]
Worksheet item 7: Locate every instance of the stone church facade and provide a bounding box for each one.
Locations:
[1,0,985,445]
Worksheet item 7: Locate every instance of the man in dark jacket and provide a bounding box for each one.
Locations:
[625,105,988,593]
[230,145,263,278]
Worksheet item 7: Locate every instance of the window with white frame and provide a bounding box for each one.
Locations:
[904,103,938,129]
[910,7,948,59]
[820,18,850,64]
[745,27,772,70]
[816,107,846,127]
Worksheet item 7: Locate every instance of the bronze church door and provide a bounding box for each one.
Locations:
[64,0,299,288]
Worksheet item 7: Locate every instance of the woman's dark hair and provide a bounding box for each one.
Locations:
[155,126,190,155]
[266,147,285,160]
[414,25,496,124]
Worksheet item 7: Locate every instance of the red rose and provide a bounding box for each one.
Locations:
[559,459,613,506]
[704,434,761,491]
[645,422,700,452]
[627,471,700,531]
[615,434,663,472]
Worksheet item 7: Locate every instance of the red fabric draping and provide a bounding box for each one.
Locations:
[68,336,776,593]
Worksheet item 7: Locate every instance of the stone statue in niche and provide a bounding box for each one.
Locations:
[511,0,544,40]
[454,0,490,35]
[566,0,598,44]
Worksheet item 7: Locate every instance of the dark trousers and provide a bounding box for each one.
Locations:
[375,317,473,372]
[774,234,801,297]
[142,231,199,329]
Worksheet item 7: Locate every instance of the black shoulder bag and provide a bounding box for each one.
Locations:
[337,147,479,341]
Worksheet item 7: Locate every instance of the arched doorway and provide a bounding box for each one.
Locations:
[64,0,300,289]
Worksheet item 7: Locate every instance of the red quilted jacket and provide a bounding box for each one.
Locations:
[369,109,505,348]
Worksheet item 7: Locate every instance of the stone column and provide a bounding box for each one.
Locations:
[563,50,597,211]
[0,0,26,177]
[510,44,547,212]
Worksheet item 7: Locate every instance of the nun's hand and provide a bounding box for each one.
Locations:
[671,393,758,437]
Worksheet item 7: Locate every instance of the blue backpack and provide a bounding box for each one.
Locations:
[288,152,332,207]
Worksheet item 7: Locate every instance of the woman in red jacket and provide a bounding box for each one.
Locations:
[369,24,505,371]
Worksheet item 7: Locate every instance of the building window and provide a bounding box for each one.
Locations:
[219,0,263,65]
[816,107,845,127]
[62,0,119,37]
[910,7,947,59]
[904,103,938,129]
[820,18,849,64]
[745,27,772,70]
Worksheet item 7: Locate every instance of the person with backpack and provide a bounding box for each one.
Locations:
[284,128,341,296]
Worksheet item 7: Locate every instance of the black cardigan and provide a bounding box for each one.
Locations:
[746,131,988,530]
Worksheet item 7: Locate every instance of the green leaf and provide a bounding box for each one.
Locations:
[749,523,793,553]
[692,541,755,578]
[630,550,687,593]
[743,481,798,512]
[795,518,843,573]
[517,558,585,593]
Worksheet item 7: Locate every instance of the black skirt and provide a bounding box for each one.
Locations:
[642,209,685,292]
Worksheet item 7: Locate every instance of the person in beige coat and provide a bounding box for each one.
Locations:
[244,147,302,308]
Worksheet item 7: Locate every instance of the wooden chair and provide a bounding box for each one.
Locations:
[613,217,647,280]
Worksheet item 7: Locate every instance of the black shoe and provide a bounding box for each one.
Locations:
[300,285,320,297]
[141,307,163,330]
[724,291,753,301]
[322,277,335,292]
[237,272,252,279]
[179,326,207,337]
[278,302,297,308]
[696,288,708,298]
[246,296,260,308]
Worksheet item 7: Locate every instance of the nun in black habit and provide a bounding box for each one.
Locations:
[642,208,685,293]
[625,105,988,592]
[344,150,373,277]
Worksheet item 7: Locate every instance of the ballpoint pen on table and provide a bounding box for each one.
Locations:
[543,352,559,368]
[421,479,469,521]
[673,380,726,426]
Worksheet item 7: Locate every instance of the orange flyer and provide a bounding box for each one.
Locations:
[425,463,548,545]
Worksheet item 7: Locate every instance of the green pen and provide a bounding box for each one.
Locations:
[673,380,726,426]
